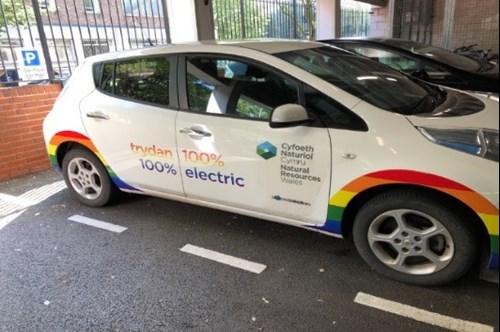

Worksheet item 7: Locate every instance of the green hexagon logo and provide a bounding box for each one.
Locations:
[257,141,277,160]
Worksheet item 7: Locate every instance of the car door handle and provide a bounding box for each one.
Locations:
[86,111,110,120]
[179,128,212,137]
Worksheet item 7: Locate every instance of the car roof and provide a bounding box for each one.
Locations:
[84,39,327,64]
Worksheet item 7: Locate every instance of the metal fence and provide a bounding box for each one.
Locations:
[1,0,170,86]
[2,0,373,87]
[213,0,317,40]
[393,0,434,44]
[341,0,370,37]
[213,0,371,41]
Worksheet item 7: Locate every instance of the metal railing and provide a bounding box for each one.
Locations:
[213,0,317,41]
[1,0,170,86]
[2,0,373,87]
[213,0,371,41]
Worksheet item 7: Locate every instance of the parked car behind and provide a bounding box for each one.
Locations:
[321,38,499,93]
[43,40,499,286]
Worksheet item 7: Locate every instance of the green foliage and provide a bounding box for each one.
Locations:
[213,0,268,39]
[0,0,35,32]
[213,0,316,41]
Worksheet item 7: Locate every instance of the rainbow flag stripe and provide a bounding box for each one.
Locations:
[318,170,499,269]
[48,131,139,192]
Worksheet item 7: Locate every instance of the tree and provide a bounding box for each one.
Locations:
[270,0,316,40]
[213,0,317,41]
[213,0,268,40]
[0,0,35,33]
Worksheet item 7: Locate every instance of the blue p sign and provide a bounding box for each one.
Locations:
[22,50,41,66]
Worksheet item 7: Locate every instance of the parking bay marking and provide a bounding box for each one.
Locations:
[354,292,494,332]
[0,181,67,230]
[68,215,127,233]
[180,244,267,274]
[0,180,66,218]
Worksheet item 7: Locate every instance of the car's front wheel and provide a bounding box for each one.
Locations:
[353,190,478,286]
[62,148,118,207]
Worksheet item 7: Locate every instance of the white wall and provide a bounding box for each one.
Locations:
[167,0,198,43]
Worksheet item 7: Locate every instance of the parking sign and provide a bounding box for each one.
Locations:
[22,50,42,66]
[16,48,49,81]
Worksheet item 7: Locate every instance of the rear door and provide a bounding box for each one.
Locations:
[175,54,332,225]
[81,55,184,195]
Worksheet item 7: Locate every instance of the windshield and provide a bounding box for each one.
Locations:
[276,46,444,115]
[385,40,481,72]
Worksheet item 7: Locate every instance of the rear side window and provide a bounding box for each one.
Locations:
[96,56,170,106]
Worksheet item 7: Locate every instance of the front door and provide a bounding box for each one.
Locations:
[175,55,332,224]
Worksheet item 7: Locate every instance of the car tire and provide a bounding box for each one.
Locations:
[62,148,118,207]
[352,190,478,286]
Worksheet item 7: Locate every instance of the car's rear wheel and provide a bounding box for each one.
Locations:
[62,148,118,207]
[353,190,478,286]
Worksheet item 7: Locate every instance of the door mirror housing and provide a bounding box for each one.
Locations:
[269,104,314,128]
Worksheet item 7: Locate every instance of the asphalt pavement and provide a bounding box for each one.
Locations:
[0,170,498,332]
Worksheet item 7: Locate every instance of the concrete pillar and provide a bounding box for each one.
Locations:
[316,0,341,40]
[194,0,215,40]
[166,0,214,42]
[166,0,198,42]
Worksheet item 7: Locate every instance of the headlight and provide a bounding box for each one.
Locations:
[418,127,499,162]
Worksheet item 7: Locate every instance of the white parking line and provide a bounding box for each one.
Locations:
[180,244,267,274]
[0,180,67,230]
[68,215,128,233]
[354,292,494,332]
[0,180,66,217]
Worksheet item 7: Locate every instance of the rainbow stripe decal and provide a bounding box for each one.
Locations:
[318,170,499,269]
[48,131,140,192]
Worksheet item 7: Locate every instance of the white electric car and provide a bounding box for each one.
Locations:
[43,40,499,286]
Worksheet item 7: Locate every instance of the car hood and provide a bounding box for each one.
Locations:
[406,91,499,131]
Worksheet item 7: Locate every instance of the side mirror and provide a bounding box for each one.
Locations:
[269,104,314,128]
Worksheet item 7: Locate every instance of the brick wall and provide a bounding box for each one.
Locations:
[0,84,62,182]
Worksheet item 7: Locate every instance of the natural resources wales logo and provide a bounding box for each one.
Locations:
[256,141,277,160]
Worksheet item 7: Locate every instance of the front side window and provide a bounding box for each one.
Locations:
[186,56,298,120]
[98,56,170,105]
[277,47,442,115]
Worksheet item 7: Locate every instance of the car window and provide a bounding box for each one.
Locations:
[304,84,367,131]
[277,47,438,115]
[186,56,299,120]
[345,45,418,72]
[385,39,481,72]
[98,56,170,105]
